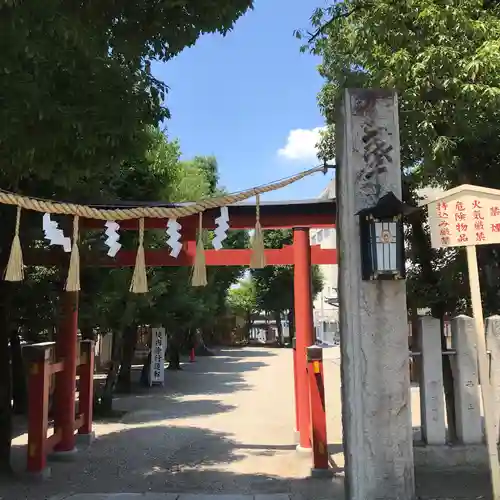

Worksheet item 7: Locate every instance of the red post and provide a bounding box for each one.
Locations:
[307,345,332,476]
[293,227,314,450]
[53,291,79,453]
[189,348,195,362]
[292,337,300,435]
[26,343,53,474]
[78,339,95,437]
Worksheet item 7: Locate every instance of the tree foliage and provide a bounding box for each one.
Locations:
[300,0,500,317]
[0,0,253,186]
[0,0,255,470]
[301,0,500,442]
[227,279,258,335]
[251,230,324,320]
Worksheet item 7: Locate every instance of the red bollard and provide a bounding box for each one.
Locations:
[189,348,195,362]
[307,345,333,477]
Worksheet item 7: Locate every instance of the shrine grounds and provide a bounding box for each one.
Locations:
[0,347,493,500]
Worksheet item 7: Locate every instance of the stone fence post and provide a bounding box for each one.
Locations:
[486,315,500,443]
[451,315,482,443]
[418,316,446,444]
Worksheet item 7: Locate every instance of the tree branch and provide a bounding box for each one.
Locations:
[307,5,364,44]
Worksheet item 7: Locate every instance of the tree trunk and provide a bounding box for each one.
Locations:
[167,332,182,370]
[140,351,151,387]
[116,324,138,393]
[100,329,121,412]
[245,313,253,340]
[80,326,95,341]
[99,300,137,411]
[274,311,283,345]
[0,281,13,474]
[194,329,213,356]
[10,329,27,415]
[288,309,295,340]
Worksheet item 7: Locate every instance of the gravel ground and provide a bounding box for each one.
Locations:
[0,347,493,500]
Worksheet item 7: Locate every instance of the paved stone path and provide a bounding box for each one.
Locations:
[0,347,494,500]
[50,494,297,500]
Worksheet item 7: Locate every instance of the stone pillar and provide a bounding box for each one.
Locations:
[450,315,482,443]
[418,317,446,444]
[336,89,414,500]
[486,315,500,442]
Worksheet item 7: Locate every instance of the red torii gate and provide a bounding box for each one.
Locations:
[25,197,336,474]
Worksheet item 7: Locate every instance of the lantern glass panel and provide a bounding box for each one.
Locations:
[372,221,398,274]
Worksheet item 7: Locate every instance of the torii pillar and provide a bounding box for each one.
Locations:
[293,227,315,450]
[336,89,415,499]
[53,291,79,456]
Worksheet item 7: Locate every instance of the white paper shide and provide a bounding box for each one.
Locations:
[166,218,182,257]
[104,221,122,257]
[43,213,71,252]
[212,206,229,250]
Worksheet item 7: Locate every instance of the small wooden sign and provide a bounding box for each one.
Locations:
[427,184,500,249]
[149,327,166,386]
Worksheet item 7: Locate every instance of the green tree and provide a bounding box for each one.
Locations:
[300,0,500,441]
[0,0,255,471]
[251,230,324,342]
[227,279,258,336]
[0,0,254,185]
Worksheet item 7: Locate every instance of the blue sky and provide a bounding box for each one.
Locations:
[152,0,333,202]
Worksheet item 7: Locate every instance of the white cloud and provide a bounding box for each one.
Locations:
[278,127,325,161]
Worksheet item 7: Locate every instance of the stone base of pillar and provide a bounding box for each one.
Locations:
[76,431,96,447]
[23,466,52,481]
[295,444,312,454]
[49,448,78,462]
[311,467,335,479]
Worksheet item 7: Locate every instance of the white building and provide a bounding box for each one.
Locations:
[310,177,339,344]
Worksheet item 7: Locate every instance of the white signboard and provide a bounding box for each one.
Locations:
[427,185,500,249]
[149,327,166,386]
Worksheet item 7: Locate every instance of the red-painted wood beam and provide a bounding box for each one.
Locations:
[81,213,335,231]
[25,245,337,268]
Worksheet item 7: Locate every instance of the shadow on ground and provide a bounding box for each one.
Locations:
[5,425,345,500]
[5,424,493,500]
[112,349,272,403]
[217,348,278,358]
[415,468,492,499]
[6,347,489,500]
[12,349,266,444]
[107,353,271,423]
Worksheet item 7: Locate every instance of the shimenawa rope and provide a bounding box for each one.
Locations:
[0,166,324,220]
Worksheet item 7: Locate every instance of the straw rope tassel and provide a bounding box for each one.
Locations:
[250,194,266,269]
[192,212,207,287]
[130,217,148,293]
[65,215,81,291]
[4,206,24,282]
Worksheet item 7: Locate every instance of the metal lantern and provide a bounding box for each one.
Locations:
[357,192,415,281]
